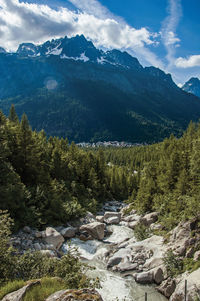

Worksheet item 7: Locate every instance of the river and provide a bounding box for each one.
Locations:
[63,224,168,301]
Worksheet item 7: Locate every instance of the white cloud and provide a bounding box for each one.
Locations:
[0,0,164,68]
[175,55,200,68]
[68,0,116,20]
[161,0,182,68]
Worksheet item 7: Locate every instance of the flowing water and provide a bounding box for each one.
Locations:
[63,225,167,301]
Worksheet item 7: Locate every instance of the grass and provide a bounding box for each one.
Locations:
[0,280,26,300]
[23,277,68,301]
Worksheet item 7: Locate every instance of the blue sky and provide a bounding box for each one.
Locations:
[0,0,199,85]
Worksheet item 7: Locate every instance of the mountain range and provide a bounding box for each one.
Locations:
[0,35,200,143]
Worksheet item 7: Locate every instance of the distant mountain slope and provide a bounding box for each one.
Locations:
[182,77,200,98]
[0,35,200,143]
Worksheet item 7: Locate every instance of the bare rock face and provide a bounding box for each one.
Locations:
[43,227,64,250]
[2,280,40,301]
[170,268,200,301]
[45,288,103,301]
[80,222,105,240]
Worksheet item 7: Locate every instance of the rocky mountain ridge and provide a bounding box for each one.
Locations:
[182,77,200,98]
[0,35,200,143]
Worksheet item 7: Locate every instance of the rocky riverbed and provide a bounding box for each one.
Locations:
[8,200,200,300]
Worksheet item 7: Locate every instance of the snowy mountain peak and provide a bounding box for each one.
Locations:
[17,43,39,56]
[182,77,200,98]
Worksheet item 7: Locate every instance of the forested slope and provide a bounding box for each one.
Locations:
[103,121,200,230]
[1,105,200,231]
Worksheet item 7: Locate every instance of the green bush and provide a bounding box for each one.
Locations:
[0,211,96,289]
[163,250,183,277]
[134,222,151,241]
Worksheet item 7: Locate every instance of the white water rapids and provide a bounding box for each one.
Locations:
[63,225,167,301]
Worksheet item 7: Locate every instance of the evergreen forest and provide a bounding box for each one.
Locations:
[1,105,200,231]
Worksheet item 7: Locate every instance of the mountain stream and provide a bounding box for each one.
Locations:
[63,224,167,301]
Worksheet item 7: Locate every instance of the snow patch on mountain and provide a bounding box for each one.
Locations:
[60,52,89,62]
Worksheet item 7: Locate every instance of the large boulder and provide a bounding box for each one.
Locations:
[80,222,105,240]
[104,212,121,224]
[135,271,153,284]
[105,216,120,224]
[96,215,104,223]
[43,227,64,250]
[45,289,103,301]
[60,227,76,238]
[157,278,176,298]
[2,281,40,301]
[122,213,141,223]
[117,262,138,272]
[128,220,140,229]
[107,248,131,268]
[107,256,123,268]
[140,212,158,226]
[153,267,164,284]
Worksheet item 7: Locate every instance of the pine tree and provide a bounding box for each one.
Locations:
[8,104,19,123]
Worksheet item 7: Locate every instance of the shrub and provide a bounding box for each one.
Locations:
[134,222,151,241]
[163,250,183,277]
[0,211,96,289]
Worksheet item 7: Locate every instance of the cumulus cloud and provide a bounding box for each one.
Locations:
[0,0,163,68]
[161,0,182,68]
[175,55,200,68]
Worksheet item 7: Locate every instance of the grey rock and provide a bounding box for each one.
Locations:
[141,212,158,226]
[45,289,103,301]
[80,222,105,240]
[128,220,140,229]
[96,215,104,223]
[105,216,120,224]
[175,245,186,256]
[107,256,122,268]
[135,271,153,284]
[194,250,200,262]
[33,242,41,251]
[153,267,164,284]
[123,214,141,223]
[60,227,76,238]
[104,212,121,221]
[157,278,176,298]
[117,262,138,272]
[43,227,64,250]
